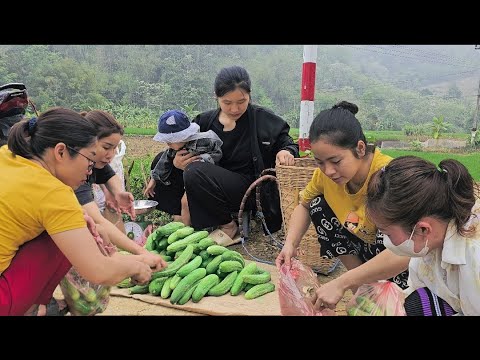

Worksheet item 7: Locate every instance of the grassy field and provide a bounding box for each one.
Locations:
[365,130,468,142]
[124,129,480,181]
[124,127,156,135]
[125,127,468,142]
[381,149,480,180]
[128,150,480,182]
[292,129,468,142]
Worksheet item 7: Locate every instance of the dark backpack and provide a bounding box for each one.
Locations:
[0,83,29,144]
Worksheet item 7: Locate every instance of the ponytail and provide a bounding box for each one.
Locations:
[8,107,97,159]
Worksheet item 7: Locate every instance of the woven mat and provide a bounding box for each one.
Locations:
[111,260,351,316]
[111,260,281,316]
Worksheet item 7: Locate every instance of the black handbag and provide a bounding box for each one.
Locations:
[259,171,282,234]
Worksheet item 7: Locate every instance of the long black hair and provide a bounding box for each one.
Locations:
[214,66,252,97]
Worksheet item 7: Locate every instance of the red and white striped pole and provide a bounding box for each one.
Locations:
[298,45,317,152]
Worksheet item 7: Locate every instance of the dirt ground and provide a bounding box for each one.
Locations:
[122,135,167,159]
[53,135,352,316]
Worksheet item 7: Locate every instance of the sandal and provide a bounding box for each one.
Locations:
[209,228,241,247]
[29,298,69,316]
[45,297,69,316]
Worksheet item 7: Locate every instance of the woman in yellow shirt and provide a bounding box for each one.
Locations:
[0,107,154,316]
[276,101,408,289]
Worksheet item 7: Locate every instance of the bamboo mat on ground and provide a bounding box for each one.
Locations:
[110,260,350,316]
[111,261,281,316]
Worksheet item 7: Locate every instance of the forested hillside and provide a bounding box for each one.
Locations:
[1,45,478,132]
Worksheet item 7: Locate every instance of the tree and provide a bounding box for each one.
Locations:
[431,115,450,140]
[420,88,433,96]
[446,84,462,99]
[1,45,478,133]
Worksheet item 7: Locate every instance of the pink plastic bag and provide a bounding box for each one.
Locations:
[278,258,335,316]
[346,281,406,316]
[135,224,153,247]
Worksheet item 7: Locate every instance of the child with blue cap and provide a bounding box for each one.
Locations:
[144,110,223,223]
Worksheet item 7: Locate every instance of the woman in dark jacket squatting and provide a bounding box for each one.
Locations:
[149,66,299,242]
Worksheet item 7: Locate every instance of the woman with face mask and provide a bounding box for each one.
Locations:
[313,156,480,316]
[276,101,409,289]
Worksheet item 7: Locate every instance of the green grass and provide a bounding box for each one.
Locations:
[290,128,299,139]
[288,128,469,142]
[127,126,469,143]
[127,148,480,181]
[124,127,480,181]
[365,131,404,141]
[124,127,156,135]
[382,149,480,180]
[365,130,468,142]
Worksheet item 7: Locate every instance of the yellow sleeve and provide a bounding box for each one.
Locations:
[299,168,324,203]
[39,187,86,235]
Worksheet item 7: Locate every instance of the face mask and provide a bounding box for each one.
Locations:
[382,224,429,257]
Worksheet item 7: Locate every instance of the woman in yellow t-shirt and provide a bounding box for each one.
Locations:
[276,101,408,289]
[0,108,154,316]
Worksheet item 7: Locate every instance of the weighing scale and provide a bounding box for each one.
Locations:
[124,200,158,246]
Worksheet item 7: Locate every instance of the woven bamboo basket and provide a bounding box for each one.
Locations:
[276,157,339,275]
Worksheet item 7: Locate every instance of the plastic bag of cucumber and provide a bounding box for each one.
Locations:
[60,233,117,316]
[346,281,406,316]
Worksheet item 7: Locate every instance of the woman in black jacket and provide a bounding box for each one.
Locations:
[150,66,299,240]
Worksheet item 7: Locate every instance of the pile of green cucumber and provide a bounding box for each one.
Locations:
[117,221,275,305]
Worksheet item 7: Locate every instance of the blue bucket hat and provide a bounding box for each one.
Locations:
[153,109,200,143]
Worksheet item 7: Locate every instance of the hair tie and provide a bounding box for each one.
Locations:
[381,166,386,173]
[28,117,38,136]
[438,166,447,174]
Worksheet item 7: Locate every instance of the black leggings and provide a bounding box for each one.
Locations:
[149,152,254,229]
[149,152,184,216]
[309,195,409,290]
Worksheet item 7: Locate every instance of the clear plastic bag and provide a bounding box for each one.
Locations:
[92,183,106,212]
[60,234,116,316]
[110,140,126,190]
[92,140,127,212]
[278,258,335,316]
[346,281,406,316]
[60,270,111,316]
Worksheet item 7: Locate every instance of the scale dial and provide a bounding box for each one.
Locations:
[124,221,144,241]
